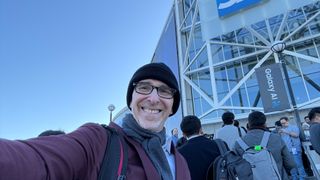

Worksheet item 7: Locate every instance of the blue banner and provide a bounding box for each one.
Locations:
[256,63,291,113]
[216,0,265,17]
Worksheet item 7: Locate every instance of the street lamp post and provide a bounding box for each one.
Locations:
[271,41,306,141]
[108,104,115,122]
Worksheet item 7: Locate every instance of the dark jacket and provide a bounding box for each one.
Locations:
[0,122,191,180]
[178,136,220,180]
[310,122,320,155]
[234,129,296,180]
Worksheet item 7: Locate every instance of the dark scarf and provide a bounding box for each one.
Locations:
[122,114,173,180]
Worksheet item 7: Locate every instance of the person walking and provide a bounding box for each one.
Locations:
[308,107,320,155]
[234,111,295,180]
[178,115,220,180]
[215,111,246,149]
[279,116,307,180]
[171,128,179,147]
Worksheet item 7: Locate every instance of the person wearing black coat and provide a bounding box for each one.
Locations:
[178,115,220,180]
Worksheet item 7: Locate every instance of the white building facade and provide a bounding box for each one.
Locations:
[115,0,320,134]
[173,0,320,133]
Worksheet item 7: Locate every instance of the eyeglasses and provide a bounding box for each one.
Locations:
[133,82,176,99]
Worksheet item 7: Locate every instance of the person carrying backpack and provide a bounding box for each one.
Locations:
[0,63,191,180]
[233,111,296,180]
[178,115,221,180]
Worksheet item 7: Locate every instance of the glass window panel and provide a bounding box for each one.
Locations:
[290,76,308,104]
[309,22,320,35]
[201,97,212,114]
[234,109,250,115]
[221,31,235,42]
[236,28,253,44]
[193,94,202,116]
[287,7,304,19]
[211,44,224,64]
[242,58,258,78]
[286,7,305,40]
[189,28,202,60]
[188,49,197,61]
[251,20,269,41]
[297,48,319,75]
[231,87,249,113]
[189,69,213,97]
[299,54,320,100]
[223,45,239,59]
[214,66,229,98]
[236,86,249,108]
[195,48,209,68]
[226,61,242,90]
[280,25,290,40]
[193,27,204,53]
[300,59,320,77]
[247,85,262,107]
[198,70,213,97]
[303,2,320,19]
[305,72,320,100]
[285,56,300,79]
[203,111,218,119]
[239,46,255,56]
[217,88,232,106]
[253,36,266,46]
[268,14,284,36]
[190,62,197,70]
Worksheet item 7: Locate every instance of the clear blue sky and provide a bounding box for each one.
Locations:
[0,0,173,140]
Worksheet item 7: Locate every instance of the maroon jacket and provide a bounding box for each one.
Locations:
[0,122,191,180]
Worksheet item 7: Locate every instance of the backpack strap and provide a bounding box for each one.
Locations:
[236,137,250,151]
[260,131,271,148]
[237,127,242,137]
[98,125,128,180]
[236,132,271,151]
[214,138,229,154]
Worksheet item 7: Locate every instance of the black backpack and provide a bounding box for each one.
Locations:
[98,125,128,180]
[206,139,253,180]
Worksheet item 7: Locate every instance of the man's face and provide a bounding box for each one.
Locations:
[311,113,320,123]
[130,79,174,132]
[172,128,178,136]
[280,119,289,127]
[304,117,310,123]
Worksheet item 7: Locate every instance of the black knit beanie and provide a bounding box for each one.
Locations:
[126,63,180,116]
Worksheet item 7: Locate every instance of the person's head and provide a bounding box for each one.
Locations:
[308,107,320,123]
[233,119,240,127]
[171,128,178,137]
[180,115,202,137]
[274,120,282,128]
[126,63,180,132]
[248,111,266,129]
[222,111,235,125]
[38,130,65,137]
[279,116,289,127]
[304,116,310,123]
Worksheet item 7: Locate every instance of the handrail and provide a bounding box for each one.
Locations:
[302,141,320,179]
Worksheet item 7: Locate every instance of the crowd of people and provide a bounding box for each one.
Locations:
[0,62,319,180]
[173,109,320,180]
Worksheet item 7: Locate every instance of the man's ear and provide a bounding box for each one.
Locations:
[199,128,203,135]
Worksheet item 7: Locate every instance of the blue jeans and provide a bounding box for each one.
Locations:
[290,151,307,180]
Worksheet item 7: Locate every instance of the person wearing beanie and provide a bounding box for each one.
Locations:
[0,62,191,180]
